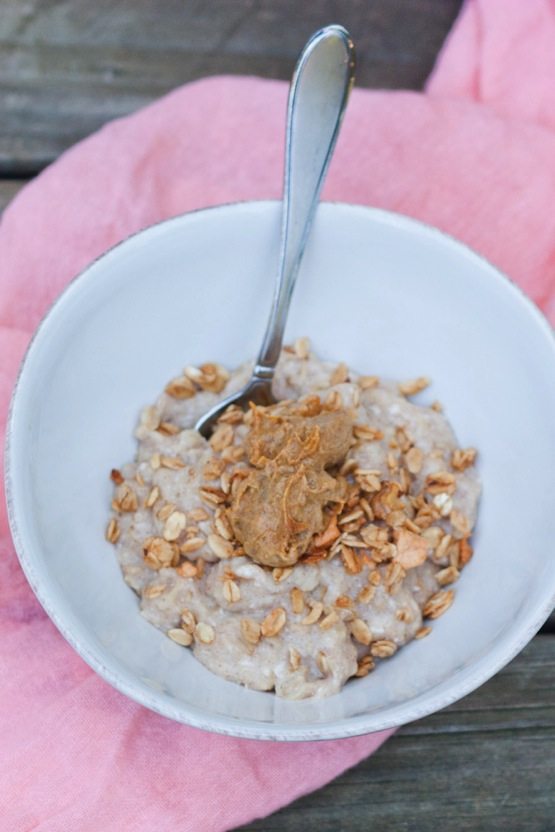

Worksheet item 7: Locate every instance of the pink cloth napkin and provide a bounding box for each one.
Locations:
[1,1,554,829]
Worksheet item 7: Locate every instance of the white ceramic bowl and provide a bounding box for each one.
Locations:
[6,201,555,741]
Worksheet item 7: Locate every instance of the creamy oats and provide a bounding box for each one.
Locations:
[106,339,480,700]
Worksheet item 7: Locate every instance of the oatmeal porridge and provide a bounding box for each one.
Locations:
[106,338,480,700]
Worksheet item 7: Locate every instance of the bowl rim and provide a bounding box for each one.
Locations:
[5,199,555,741]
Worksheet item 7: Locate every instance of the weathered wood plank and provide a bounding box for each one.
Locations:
[0,0,462,174]
[239,636,555,832]
[0,178,27,212]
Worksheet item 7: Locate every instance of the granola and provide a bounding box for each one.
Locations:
[107,340,480,700]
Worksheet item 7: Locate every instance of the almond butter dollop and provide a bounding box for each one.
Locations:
[229,396,354,567]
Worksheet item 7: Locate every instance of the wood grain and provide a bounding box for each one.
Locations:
[0,0,462,174]
[239,637,555,832]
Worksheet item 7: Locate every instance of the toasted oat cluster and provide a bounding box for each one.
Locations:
[106,339,480,700]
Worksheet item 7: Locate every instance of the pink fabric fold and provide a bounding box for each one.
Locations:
[426,0,555,130]
[1,1,555,829]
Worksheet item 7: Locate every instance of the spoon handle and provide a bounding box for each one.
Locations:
[254,25,356,377]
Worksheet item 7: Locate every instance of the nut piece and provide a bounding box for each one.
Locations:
[399,377,430,396]
[338,508,364,526]
[143,584,166,599]
[395,529,429,569]
[341,545,362,575]
[450,509,471,537]
[384,561,406,592]
[209,424,234,452]
[165,375,196,399]
[105,518,120,544]
[214,511,233,540]
[223,578,241,604]
[357,584,375,604]
[176,561,198,578]
[222,445,245,463]
[145,485,160,508]
[143,537,179,569]
[294,336,310,359]
[369,570,382,586]
[312,515,340,549]
[433,532,452,563]
[330,362,349,384]
[218,405,245,425]
[302,601,324,626]
[370,639,397,658]
[350,618,372,646]
[325,390,343,411]
[435,565,460,586]
[261,607,287,638]
[200,487,227,506]
[157,422,180,436]
[195,622,215,644]
[140,405,160,431]
[355,655,376,677]
[207,533,234,559]
[219,471,231,496]
[185,363,230,393]
[203,457,227,481]
[451,447,477,471]
[423,589,455,619]
[316,651,330,675]
[357,375,379,390]
[415,626,431,639]
[179,537,205,554]
[189,507,210,522]
[299,395,323,418]
[433,492,453,517]
[425,471,456,495]
[353,425,384,442]
[110,468,124,485]
[157,502,176,522]
[240,618,261,645]
[113,483,138,513]
[272,567,293,583]
[319,610,339,630]
[180,608,196,632]
[167,628,193,646]
[290,587,305,615]
[421,526,443,546]
[160,455,186,470]
[458,537,474,567]
[288,647,302,670]
[163,511,187,542]
[405,447,423,474]
[360,523,388,548]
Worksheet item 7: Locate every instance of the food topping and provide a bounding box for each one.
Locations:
[229,398,354,567]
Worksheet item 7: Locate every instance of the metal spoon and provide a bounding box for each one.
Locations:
[195,25,356,437]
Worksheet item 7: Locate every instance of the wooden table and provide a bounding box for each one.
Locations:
[2,3,553,829]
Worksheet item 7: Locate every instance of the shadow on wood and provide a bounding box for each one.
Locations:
[0,0,462,174]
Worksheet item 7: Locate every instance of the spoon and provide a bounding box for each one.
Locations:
[195,25,356,437]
